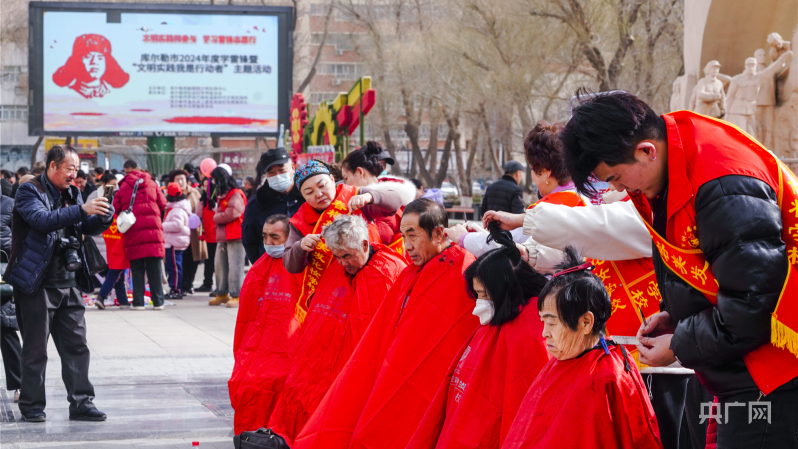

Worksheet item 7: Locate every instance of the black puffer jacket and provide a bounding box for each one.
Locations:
[655,175,797,397]
[0,190,12,260]
[481,175,524,214]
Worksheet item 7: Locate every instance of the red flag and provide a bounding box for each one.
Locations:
[293,245,479,449]
[268,244,407,444]
[229,255,302,435]
[502,344,662,449]
[407,304,550,449]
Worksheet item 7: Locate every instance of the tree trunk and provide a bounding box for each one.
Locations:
[402,88,433,186]
[479,104,502,174]
[466,123,480,195]
[427,101,440,176]
[434,127,453,187]
[441,106,466,195]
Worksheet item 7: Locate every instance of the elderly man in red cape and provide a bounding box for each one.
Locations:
[229,215,302,435]
[561,89,798,448]
[291,198,479,449]
[267,214,406,445]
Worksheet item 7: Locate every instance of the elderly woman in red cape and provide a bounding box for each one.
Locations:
[291,199,479,449]
[502,248,662,449]
[267,214,407,445]
[228,215,303,435]
[284,160,403,324]
[406,224,550,449]
[53,34,129,99]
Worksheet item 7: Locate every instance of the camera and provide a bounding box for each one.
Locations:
[56,236,82,272]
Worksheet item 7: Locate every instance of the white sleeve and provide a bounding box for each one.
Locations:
[523,201,652,261]
[521,237,565,275]
[461,227,529,258]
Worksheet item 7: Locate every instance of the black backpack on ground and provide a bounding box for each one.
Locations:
[233,428,290,449]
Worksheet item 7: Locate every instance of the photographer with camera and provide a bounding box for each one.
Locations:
[3,145,113,423]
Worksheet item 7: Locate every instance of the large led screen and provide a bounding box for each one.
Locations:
[29,3,293,137]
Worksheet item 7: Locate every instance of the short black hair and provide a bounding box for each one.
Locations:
[265,213,290,234]
[342,141,385,177]
[76,170,89,180]
[123,159,138,169]
[16,167,29,177]
[0,170,12,180]
[403,198,448,238]
[45,144,78,169]
[100,171,116,184]
[94,167,104,175]
[561,89,667,195]
[409,178,423,190]
[465,222,548,326]
[537,246,611,337]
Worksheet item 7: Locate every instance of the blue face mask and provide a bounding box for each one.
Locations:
[264,243,286,259]
[267,172,293,193]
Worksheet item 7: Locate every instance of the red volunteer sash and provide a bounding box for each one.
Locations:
[630,111,798,394]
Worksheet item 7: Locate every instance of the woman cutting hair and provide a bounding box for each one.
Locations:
[284,159,403,322]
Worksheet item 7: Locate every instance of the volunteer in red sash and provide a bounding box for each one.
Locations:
[283,160,403,323]
[561,89,798,448]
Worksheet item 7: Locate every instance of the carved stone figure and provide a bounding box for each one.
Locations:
[690,61,726,118]
[727,52,793,138]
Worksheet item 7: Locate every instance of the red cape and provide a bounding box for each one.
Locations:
[268,244,407,444]
[407,304,550,449]
[293,245,479,449]
[229,255,303,434]
[502,344,662,449]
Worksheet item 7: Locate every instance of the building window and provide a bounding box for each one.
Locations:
[0,66,27,84]
[318,63,362,80]
[0,105,28,122]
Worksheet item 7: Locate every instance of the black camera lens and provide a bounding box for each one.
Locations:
[61,236,82,272]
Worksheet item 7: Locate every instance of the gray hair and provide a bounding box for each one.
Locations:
[323,214,370,253]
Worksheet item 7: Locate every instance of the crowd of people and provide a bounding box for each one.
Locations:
[2,89,797,448]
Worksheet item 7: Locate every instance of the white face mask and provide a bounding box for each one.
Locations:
[472,299,494,326]
[264,243,286,259]
[267,172,293,193]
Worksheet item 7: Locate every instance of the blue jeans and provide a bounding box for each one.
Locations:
[98,269,129,305]
[165,248,184,293]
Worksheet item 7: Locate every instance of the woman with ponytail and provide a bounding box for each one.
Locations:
[406,223,551,449]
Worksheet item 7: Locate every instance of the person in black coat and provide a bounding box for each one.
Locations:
[0,189,22,403]
[481,160,525,214]
[241,148,305,264]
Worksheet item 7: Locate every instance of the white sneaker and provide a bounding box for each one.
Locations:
[14,389,19,403]
[132,306,146,311]
[153,305,165,310]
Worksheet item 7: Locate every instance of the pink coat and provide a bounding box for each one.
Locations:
[112,170,167,260]
[163,198,191,250]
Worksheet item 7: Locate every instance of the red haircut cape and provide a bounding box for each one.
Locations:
[292,244,479,449]
[229,254,302,434]
[406,304,550,449]
[268,244,407,444]
[502,344,662,449]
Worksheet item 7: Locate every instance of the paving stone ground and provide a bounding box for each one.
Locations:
[0,284,239,449]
